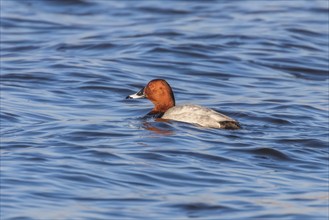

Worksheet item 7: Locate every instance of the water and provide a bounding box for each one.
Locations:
[1,0,328,219]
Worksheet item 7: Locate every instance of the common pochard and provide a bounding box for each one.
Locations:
[126,79,241,129]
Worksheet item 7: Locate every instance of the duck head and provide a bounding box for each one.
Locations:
[126,79,175,114]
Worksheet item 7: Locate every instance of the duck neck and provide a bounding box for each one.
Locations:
[152,101,174,114]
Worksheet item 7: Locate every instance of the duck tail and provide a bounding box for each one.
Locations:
[219,121,241,130]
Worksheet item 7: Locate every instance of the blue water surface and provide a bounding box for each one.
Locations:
[1,0,328,219]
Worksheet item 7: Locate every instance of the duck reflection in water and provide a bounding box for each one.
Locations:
[142,119,174,135]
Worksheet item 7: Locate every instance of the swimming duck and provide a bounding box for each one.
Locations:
[126,79,241,129]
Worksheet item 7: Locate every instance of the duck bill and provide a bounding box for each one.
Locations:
[126,88,145,99]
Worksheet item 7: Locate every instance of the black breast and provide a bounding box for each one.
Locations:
[143,112,164,119]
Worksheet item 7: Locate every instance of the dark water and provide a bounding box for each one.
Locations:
[1,0,328,219]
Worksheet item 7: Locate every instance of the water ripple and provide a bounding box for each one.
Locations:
[1,0,328,219]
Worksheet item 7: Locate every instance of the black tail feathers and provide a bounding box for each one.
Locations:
[219,121,241,130]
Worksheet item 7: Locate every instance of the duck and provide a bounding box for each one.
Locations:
[126,79,241,129]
